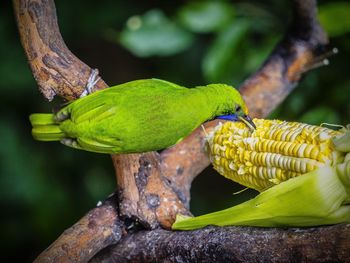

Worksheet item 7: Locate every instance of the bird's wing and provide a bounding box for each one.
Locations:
[61,136,122,154]
[71,99,116,124]
[56,79,186,123]
[58,89,118,124]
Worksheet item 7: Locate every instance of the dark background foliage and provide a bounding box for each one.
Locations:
[1,0,349,261]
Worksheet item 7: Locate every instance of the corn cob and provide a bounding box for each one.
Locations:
[208,119,344,191]
[173,121,350,230]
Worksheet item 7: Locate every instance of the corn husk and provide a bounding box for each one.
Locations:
[172,123,350,230]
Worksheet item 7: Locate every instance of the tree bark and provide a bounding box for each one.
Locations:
[91,224,350,263]
[12,0,107,100]
[34,194,123,263]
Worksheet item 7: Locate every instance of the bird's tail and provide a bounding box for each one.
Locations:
[29,113,65,141]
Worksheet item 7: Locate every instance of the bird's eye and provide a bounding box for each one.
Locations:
[235,105,241,112]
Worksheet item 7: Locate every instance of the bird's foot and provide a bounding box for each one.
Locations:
[60,138,80,149]
[80,68,101,98]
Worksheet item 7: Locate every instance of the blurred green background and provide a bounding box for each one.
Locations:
[1,0,349,261]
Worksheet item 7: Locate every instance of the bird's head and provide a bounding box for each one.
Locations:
[216,87,256,130]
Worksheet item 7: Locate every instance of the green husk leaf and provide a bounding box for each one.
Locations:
[333,129,350,152]
[173,164,350,230]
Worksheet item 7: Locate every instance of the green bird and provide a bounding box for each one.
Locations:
[30,79,254,154]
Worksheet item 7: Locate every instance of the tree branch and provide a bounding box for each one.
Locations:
[34,194,123,263]
[91,224,350,263]
[13,0,107,100]
[239,0,329,118]
[112,153,191,229]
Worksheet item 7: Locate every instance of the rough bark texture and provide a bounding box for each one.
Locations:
[113,153,191,229]
[13,0,348,262]
[34,194,123,263]
[91,224,350,263]
[239,0,329,118]
[13,0,107,100]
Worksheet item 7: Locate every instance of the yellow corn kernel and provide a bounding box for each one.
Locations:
[207,119,345,191]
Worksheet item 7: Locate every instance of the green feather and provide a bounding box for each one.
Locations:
[29,79,246,153]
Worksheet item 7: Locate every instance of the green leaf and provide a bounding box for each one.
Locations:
[318,2,350,37]
[202,19,250,82]
[119,9,193,57]
[178,1,234,33]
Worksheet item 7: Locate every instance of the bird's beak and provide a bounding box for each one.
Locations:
[238,115,256,130]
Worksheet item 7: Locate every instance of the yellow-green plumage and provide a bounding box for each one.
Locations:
[30,79,248,154]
